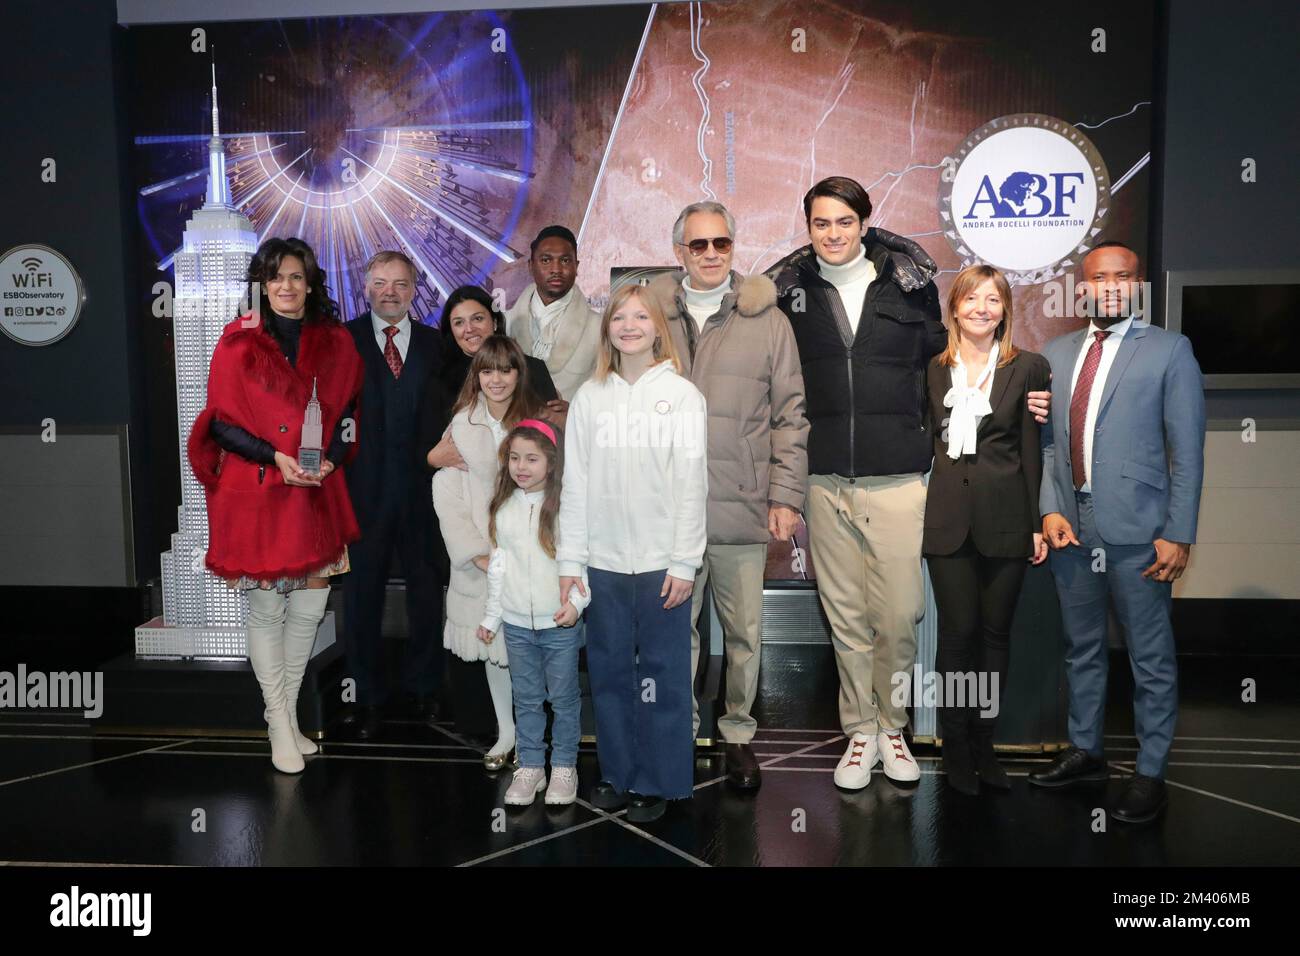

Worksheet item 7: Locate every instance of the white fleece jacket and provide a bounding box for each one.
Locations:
[480,488,591,632]
[557,360,708,581]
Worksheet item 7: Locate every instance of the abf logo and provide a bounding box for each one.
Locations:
[961,170,1086,220]
[940,114,1110,283]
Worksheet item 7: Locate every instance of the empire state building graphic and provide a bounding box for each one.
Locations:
[136,64,336,659]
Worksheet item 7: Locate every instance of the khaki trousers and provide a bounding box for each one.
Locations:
[806,473,926,735]
[689,542,768,744]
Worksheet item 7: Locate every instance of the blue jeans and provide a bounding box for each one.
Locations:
[502,622,581,768]
[586,567,694,800]
[1049,492,1178,778]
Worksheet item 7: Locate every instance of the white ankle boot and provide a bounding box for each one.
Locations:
[283,586,331,755]
[246,588,305,774]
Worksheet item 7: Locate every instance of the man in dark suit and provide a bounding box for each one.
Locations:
[1031,242,1205,824]
[340,250,446,738]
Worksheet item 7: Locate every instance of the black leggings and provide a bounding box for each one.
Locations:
[926,534,1028,739]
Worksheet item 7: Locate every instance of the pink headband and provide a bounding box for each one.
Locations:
[515,418,557,446]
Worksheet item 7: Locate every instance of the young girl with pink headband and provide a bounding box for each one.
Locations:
[479,418,589,806]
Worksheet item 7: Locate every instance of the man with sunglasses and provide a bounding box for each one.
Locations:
[768,176,946,790]
[648,201,808,790]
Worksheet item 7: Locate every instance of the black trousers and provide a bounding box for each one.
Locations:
[925,533,1027,740]
[341,495,445,708]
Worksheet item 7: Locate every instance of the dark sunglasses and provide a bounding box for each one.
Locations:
[679,236,734,256]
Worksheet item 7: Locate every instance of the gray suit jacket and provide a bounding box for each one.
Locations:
[1039,321,1206,545]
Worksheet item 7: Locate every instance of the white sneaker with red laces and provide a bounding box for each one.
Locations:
[834,733,877,790]
[877,730,920,782]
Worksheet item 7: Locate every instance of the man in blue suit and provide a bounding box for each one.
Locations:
[340,251,446,739]
[1029,242,1205,824]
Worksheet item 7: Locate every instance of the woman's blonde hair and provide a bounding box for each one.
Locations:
[940,264,1019,368]
[593,284,683,381]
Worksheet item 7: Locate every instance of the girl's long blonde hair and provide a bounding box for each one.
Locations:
[939,264,1019,368]
[593,284,684,381]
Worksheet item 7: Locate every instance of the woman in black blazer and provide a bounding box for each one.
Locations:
[923,264,1049,795]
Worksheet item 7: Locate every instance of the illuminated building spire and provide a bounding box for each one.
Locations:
[205,51,232,207]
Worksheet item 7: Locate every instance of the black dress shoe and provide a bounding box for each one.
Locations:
[724,743,762,790]
[403,694,442,724]
[626,792,666,823]
[972,734,1011,790]
[347,705,381,740]
[1028,745,1109,788]
[1112,774,1167,824]
[591,780,627,811]
[942,736,980,795]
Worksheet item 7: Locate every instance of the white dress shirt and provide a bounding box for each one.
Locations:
[372,311,411,362]
[1068,315,1134,492]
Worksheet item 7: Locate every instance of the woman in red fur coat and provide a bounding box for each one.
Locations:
[188,237,364,773]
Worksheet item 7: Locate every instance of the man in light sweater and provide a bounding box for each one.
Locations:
[769,176,946,790]
[505,225,602,404]
[648,201,809,791]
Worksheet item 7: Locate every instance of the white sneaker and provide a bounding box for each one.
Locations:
[877,730,921,782]
[505,767,548,806]
[833,733,877,790]
[545,766,578,805]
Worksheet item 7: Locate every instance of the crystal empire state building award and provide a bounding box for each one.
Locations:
[299,377,324,475]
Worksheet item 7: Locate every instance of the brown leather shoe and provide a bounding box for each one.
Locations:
[725,743,762,790]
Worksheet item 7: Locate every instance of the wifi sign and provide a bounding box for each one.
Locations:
[0,243,84,346]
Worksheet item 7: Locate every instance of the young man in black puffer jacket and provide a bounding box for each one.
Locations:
[768,176,945,791]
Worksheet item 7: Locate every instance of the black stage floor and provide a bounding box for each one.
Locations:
[0,649,1296,867]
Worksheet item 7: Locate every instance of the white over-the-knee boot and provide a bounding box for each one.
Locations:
[246,588,305,774]
[284,585,331,756]
[484,662,516,763]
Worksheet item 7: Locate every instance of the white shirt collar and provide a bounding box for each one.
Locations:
[1086,315,1134,340]
[372,311,411,338]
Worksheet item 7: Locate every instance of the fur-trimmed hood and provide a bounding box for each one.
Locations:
[647,269,779,320]
[763,227,938,296]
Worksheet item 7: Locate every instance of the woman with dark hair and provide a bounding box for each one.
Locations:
[419,285,560,472]
[433,335,544,769]
[188,236,364,774]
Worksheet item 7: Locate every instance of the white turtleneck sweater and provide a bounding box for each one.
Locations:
[681,276,731,336]
[817,246,877,335]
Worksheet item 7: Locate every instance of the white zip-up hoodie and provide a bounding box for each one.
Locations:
[480,488,591,632]
[557,360,708,581]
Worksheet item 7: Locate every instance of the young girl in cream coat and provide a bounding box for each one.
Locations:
[433,335,543,769]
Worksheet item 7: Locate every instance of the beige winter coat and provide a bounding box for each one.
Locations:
[431,394,508,665]
[648,270,809,545]
[505,283,602,401]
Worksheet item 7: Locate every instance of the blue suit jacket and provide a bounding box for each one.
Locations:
[1039,321,1206,546]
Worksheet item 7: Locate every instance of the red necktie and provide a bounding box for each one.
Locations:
[1069,330,1110,490]
[383,325,403,380]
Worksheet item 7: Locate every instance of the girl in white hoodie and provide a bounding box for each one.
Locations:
[558,284,708,823]
[479,418,589,806]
